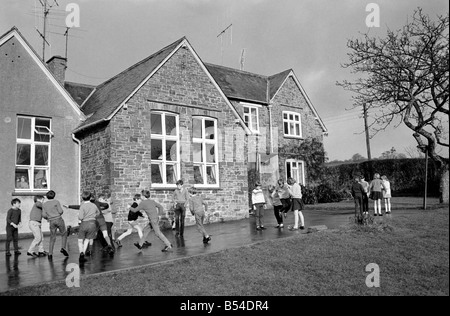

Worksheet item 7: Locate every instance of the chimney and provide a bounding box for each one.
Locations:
[46,55,67,85]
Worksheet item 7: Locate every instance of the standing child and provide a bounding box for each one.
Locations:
[359,175,370,216]
[129,190,172,252]
[351,176,365,222]
[288,178,305,230]
[172,180,190,237]
[381,175,392,214]
[42,190,68,259]
[77,191,100,263]
[268,185,284,228]
[251,181,266,231]
[27,195,48,257]
[369,173,386,216]
[5,198,22,256]
[188,188,211,244]
[115,194,146,248]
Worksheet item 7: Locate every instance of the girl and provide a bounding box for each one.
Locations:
[268,185,284,228]
[277,179,292,219]
[251,181,266,231]
[381,175,392,214]
[369,173,386,216]
[288,178,305,230]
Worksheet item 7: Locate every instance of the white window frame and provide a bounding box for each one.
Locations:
[150,112,180,188]
[283,111,302,138]
[192,117,219,188]
[15,116,52,192]
[242,103,260,133]
[285,159,305,185]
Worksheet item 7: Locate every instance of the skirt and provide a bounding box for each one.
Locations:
[291,198,304,211]
[370,191,383,200]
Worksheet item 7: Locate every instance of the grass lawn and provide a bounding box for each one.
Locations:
[2,201,448,296]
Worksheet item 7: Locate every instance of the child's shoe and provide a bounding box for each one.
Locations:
[256,226,261,231]
[161,245,172,252]
[134,242,142,250]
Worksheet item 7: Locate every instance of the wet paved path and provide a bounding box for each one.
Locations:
[0,206,364,292]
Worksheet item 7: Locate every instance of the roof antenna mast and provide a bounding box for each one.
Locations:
[217,23,232,66]
[35,0,59,62]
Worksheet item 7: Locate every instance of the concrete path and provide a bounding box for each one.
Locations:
[0,205,379,293]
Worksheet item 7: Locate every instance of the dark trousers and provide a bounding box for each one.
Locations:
[280,198,291,214]
[106,222,114,248]
[174,203,186,236]
[6,225,19,253]
[274,205,283,224]
[96,228,109,247]
[354,196,363,218]
[362,194,369,213]
[49,218,67,255]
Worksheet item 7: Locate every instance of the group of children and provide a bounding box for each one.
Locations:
[351,173,392,220]
[251,177,306,231]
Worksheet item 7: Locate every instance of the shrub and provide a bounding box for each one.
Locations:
[301,185,317,205]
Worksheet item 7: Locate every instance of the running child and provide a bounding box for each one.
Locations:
[188,188,211,244]
[115,193,146,248]
[268,185,284,228]
[77,191,100,263]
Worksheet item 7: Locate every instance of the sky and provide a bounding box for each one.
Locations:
[1,0,449,161]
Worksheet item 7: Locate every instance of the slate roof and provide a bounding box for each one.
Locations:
[64,81,95,106]
[75,37,186,131]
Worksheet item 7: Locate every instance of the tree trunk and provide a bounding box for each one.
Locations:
[440,162,449,204]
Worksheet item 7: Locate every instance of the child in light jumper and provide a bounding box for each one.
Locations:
[251,181,266,231]
[77,191,100,263]
[189,188,211,244]
[381,175,392,214]
[288,178,305,230]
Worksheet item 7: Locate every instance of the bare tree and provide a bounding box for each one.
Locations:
[338,9,449,202]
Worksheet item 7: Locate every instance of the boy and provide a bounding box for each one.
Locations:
[268,185,284,228]
[188,188,211,244]
[77,191,100,263]
[6,198,22,256]
[351,176,365,222]
[27,195,48,257]
[98,193,115,248]
[129,190,172,252]
[172,180,190,237]
[359,175,370,215]
[115,193,146,248]
[251,181,266,231]
[42,190,68,259]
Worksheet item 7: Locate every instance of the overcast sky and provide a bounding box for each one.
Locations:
[1,0,448,161]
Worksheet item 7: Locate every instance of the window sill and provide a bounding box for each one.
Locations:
[150,185,177,191]
[12,190,48,196]
[283,135,304,140]
[193,185,222,190]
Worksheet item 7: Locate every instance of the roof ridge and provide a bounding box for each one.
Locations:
[96,37,186,89]
[205,62,268,79]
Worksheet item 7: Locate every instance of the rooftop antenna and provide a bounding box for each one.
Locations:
[35,0,59,62]
[240,48,246,71]
[63,27,70,64]
[217,23,232,66]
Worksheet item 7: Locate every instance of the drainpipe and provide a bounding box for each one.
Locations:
[268,103,274,154]
[71,133,81,196]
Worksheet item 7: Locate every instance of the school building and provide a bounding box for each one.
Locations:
[0,26,327,236]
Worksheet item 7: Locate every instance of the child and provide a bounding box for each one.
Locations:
[369,173,386,216]
[251,181,266,231]
[77,191,100,263]
[6,198,22,256]
[381,175,392,214]
[288,178,305,230]
[27,195,48,257]
[268,185,284,228]
[42,190,68,259]
[115,194,146,248]
[351,176,365,222]
[277,179,292,219]
[172,180,190,237]
[188,188,211,244]
[359,175,370,215]
[98,193,115,248]
[129,190,172,252]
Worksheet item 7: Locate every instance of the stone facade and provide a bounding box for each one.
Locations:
[78,46,249,230]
